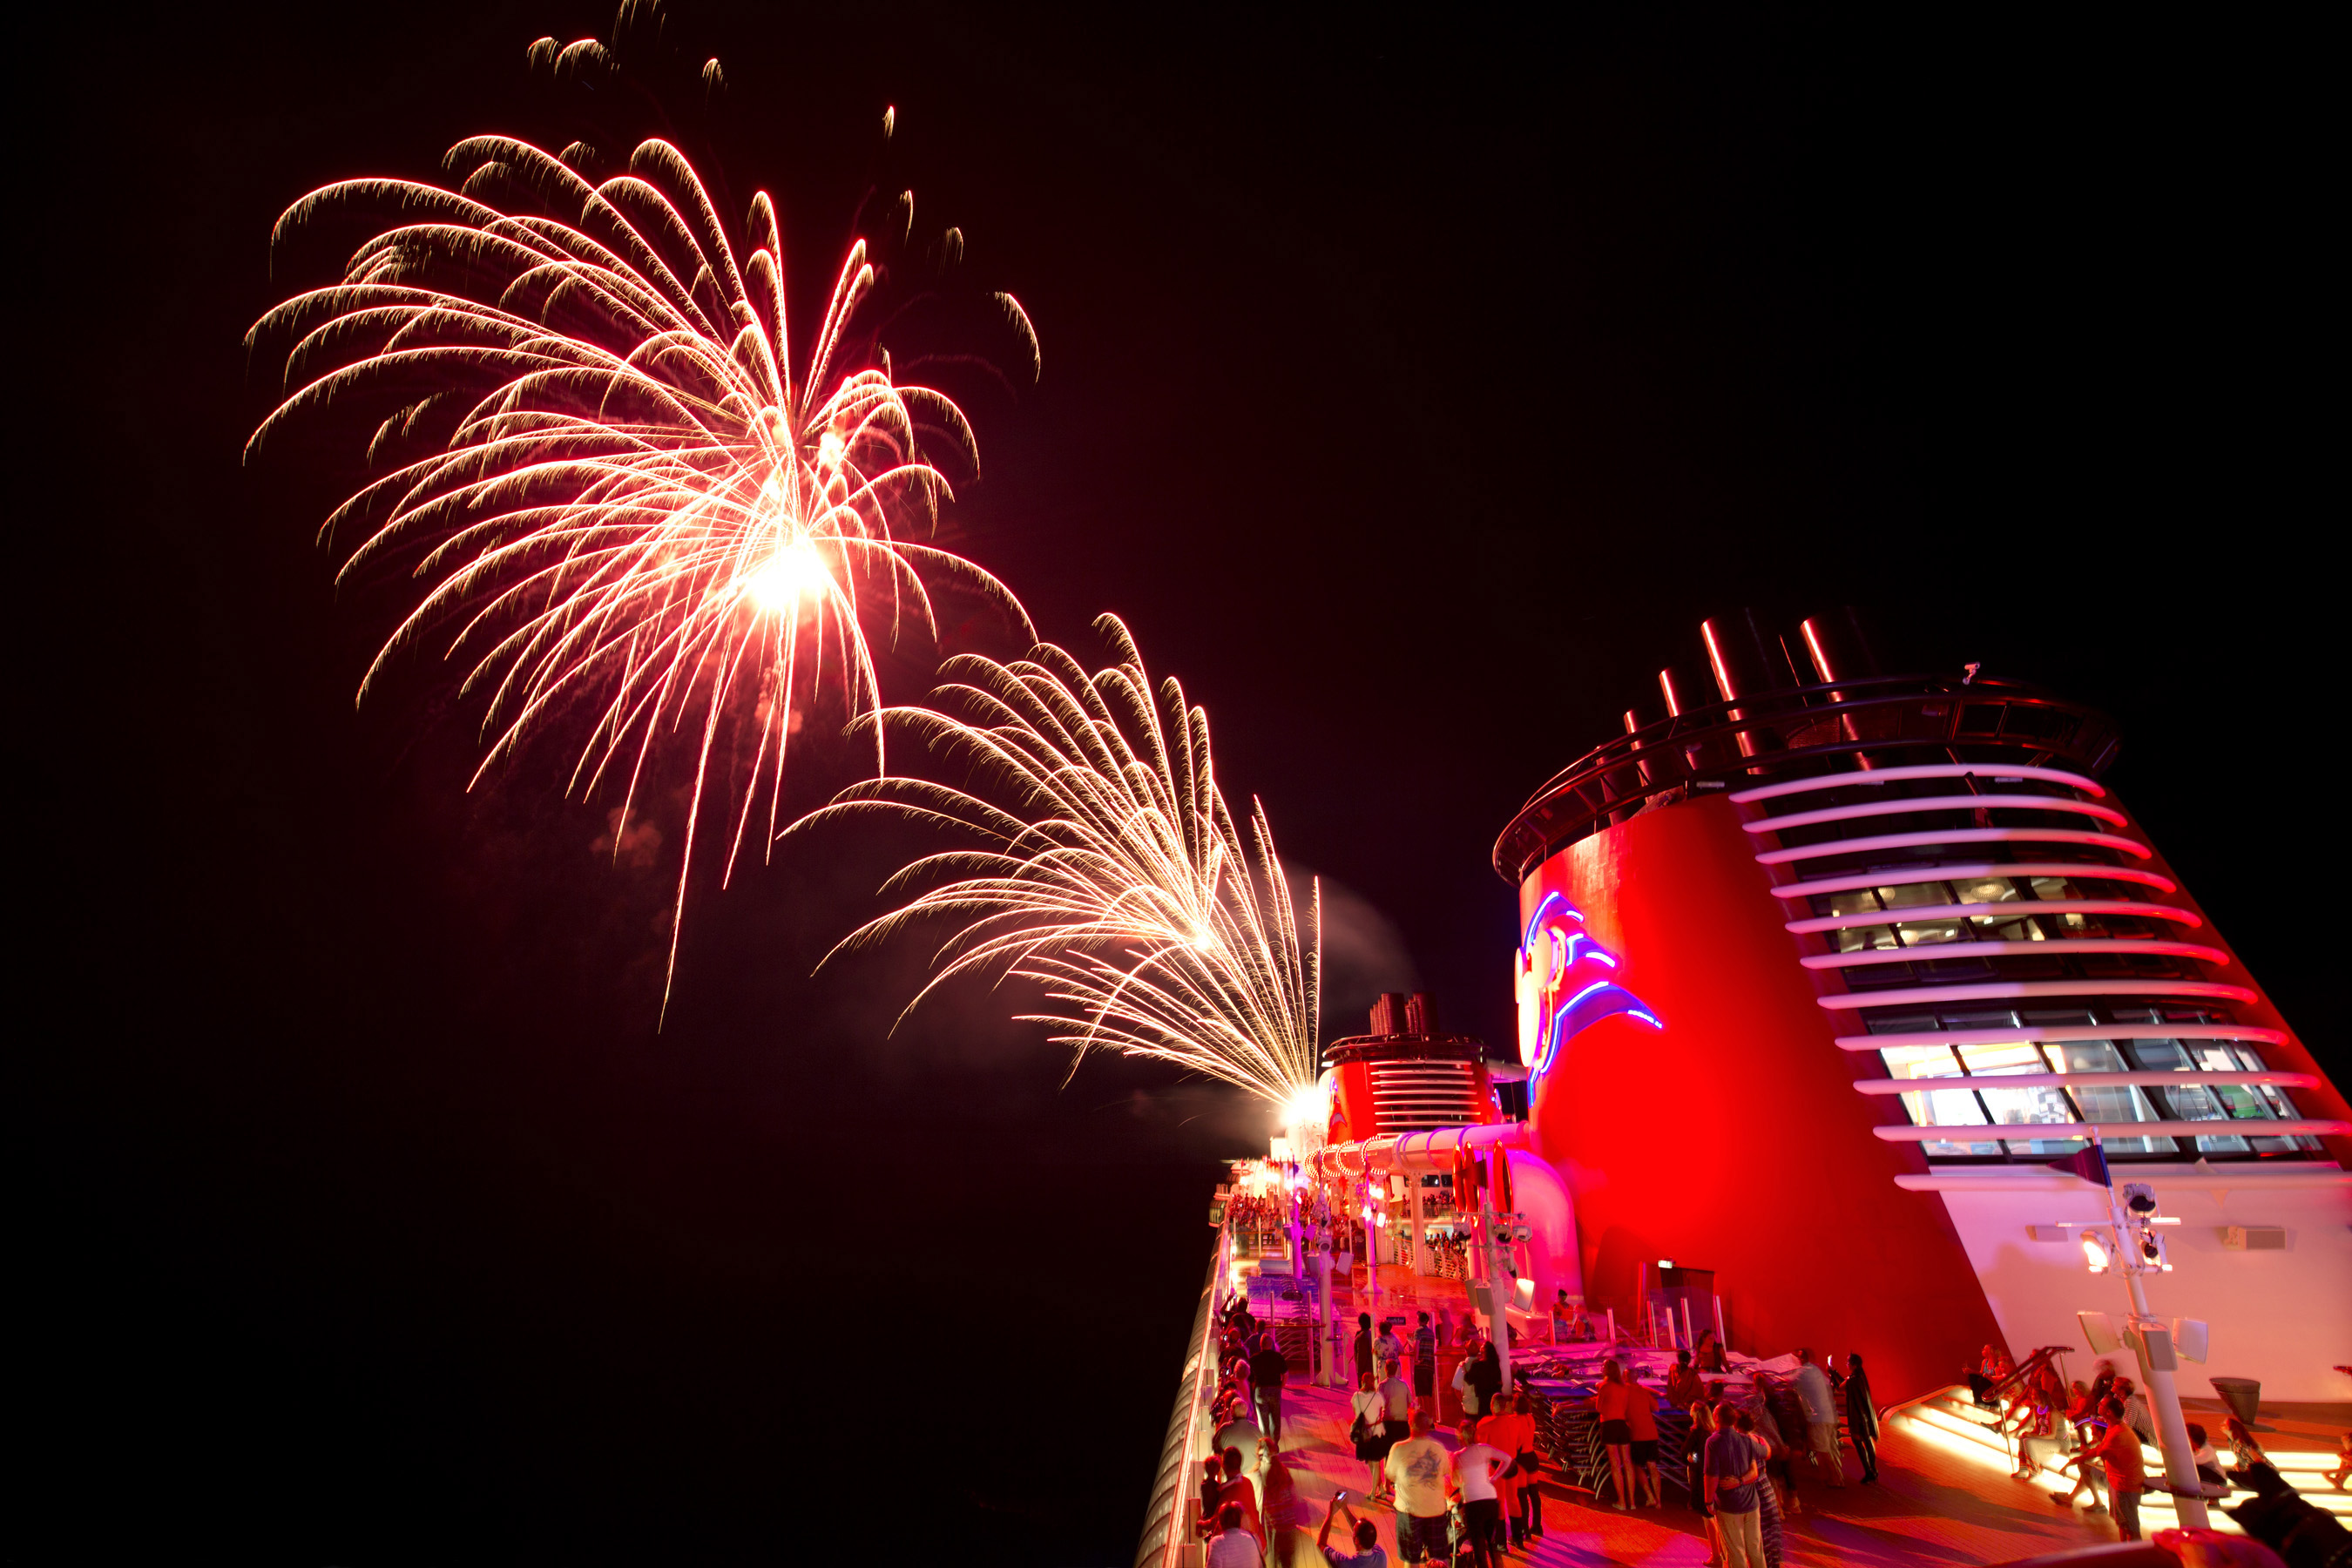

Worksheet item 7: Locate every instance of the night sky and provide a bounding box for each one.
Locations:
[18,3,2330,1563]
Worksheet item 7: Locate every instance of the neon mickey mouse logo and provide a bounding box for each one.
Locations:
[1513,891,1662,1078]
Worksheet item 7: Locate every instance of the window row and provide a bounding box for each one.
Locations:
[1811,873,2146,921]
[1863,1004,2321,1162]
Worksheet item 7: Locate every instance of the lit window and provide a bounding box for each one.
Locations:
[1878,882,1950,910]
[1833,924,1903,953]
[1896,919,1967,946]
[1879,1045,2001,1156]
[1828,890,1882,917]
[2048,1039,2178,1156]
[1972,914,2044,943]
[1962,1042,2078,1154]
[1954,877,2018,904]
[2029,875,2081,901]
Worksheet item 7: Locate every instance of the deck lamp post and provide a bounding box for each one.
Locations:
[2052,1141,2210,1530]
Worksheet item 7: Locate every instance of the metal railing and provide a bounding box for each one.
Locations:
[1134,1223,1231,1568]
[1492,674,2121,882]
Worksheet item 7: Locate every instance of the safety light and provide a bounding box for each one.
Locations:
[2081,1232,2112,1274]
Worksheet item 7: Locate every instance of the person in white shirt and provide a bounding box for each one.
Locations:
[1353,1370,1390,1502]
[1376,1321,1406,1376]
[1207,1503,1264,1568]
[1791,1348,1845,1487]
[1383,1410,1452,1565]
[1450,1434,1514,1568]
[1378,1360,1414,1451]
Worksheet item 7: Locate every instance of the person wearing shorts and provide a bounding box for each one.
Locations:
[1595,1358,1637,1510]
[1450,1434,1512,1568]
[1385,1410,1453,1565]
[1625,1370,1663,1508]
[1379,1359,1414,1465]
[2080,1401,2149,1542]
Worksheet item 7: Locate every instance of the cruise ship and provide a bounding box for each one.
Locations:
[1137,613,2351,1566]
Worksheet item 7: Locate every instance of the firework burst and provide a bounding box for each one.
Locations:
[247,123,1036,1003]
[800,616,1322,1112]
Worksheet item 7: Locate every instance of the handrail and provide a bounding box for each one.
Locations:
[1137,1222,1231,1568]
[1850,1070,2319,1094]
[1773,862,2178,899]
[1788,899,2201,932]
[1801,938,2228,971]
[1731,761,2106,802]
[1755,826,2151,864]
[1743,794,2130,834]
[1815,979,2257,1010]
[1870,1118,2348,1142]
[1492,673,2121,882]
[1833,1024,2288,1051]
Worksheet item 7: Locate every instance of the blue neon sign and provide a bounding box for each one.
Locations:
[1514,891,1662,1080]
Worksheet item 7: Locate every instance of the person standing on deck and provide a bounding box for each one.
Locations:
[1734,1410,1786,1567]
[1449,1427,1513,1568]
[1704,1402,1767,1568]
[1412,1312,1437,1421]
[1376,1320,1405,1378]
[1378,1359,1413,1475]
[1666,1348,1704,1410]
[2078,1397,2150,1542]
[1355,1313,1376,1386]
[1316,1493,1388,1568]
[1463,1337,1502,1424]
[1844,1354,1879,1484]
[1197,1447,1266,1548]
[1206,1503,1263,1568]
[1595,1358,1636,1511]
[1688,1383,1726,1563]
[1353,1369,1392,1503]
[1249,1333,1288,1445]
[1384,1410,1452,1565]
[1625,1367,1665,1509]
[1791,1349,1845,1488]
[1481,1389,1544,1547]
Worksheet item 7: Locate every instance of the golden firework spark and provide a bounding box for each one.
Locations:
[801,616,1321,1111]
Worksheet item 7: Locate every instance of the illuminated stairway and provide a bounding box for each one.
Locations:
[1889,1385,2350,1536]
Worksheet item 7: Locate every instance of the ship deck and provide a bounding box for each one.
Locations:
[1223,1259,2349,1566]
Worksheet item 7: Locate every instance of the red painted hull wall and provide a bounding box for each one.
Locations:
[1520,793,2006,1400]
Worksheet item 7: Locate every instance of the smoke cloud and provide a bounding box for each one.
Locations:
[1288,864,1421,1042]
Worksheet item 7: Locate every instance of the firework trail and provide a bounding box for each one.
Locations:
[797,616,1323,1114]
[247,112,1036,1004]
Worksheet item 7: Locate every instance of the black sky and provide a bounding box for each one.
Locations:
[16,3,2333,1563]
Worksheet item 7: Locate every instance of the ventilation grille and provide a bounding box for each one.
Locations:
[2220,1225,2288,1251]
[1369,1060,1481,1133]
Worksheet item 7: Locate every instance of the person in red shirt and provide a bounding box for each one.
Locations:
[1625,1369,1664,1508]
[1195,1445,1266,1551]
[2078,1399,2149,1541]
[1594,1358,1636,1511]
[1477,1391,1543,1547]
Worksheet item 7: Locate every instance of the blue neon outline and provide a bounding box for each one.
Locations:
[1519,892,1662,1079]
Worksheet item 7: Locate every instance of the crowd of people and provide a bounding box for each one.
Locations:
[1666,1347,1876,1568]
[2002,1351,2330,1546]
[1202,1294,1555,1567]
[1200,1290,2351,1568]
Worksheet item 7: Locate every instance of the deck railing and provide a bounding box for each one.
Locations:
[1133,1222,1231,1568]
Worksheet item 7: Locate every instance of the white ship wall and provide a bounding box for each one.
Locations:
[1935,1180,2352,1401]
